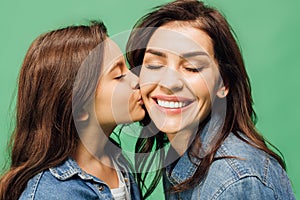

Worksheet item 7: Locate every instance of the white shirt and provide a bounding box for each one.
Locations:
[111,161,129,200]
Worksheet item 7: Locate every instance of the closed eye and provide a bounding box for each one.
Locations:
[184,67,203,73]
[145,65,164,70]
[114,74,126,80]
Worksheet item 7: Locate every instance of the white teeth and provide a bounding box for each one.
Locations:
[174,102,179,107]
[157,100,186,108]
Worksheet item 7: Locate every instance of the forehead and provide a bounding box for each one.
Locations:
[102,38,124,73]
[147,22,214,58]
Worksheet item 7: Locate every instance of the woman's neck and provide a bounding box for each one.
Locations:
[166,125,198,156]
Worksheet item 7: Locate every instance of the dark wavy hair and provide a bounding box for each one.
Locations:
[126,0,285,198]
[0,21,107,200]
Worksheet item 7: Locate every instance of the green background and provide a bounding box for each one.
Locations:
[0,0,299,199]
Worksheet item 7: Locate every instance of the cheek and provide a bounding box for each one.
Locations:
[191,71,219,97]
[139,67,161,89]
[110,83,132,121]
[112,83,132,105]
[140,84,157,98]
[140,68,155,95]
[95,87,112,111]
[140,84,156,115]
[188,75,213,103]
[95,81,119,112]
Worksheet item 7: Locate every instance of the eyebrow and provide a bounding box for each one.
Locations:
[145,48,209,58]
[181,51,209,58]
[145,49,167,58]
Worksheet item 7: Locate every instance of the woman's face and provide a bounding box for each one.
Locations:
[94,39,145,133]
[140,22,224,136]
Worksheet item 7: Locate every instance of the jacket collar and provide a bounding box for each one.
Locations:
[49,157,96,181]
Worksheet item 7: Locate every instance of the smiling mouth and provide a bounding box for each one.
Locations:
[154,98,193,109]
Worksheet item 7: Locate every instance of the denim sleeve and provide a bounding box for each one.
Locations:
[216,176,277,200]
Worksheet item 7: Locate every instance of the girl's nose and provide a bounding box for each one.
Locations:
[126,70,140,89]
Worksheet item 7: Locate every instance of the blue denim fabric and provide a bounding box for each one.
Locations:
[19,157,141,200]
[163,119,296,200]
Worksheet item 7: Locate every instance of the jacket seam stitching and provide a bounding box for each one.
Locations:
[29,171,43,200]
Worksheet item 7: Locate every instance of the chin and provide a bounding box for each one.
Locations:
[153,121,183,134]
[130,112,145,122]
[161,128,181,134]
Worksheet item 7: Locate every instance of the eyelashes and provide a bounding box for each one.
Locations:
[145,65,163,70]
[145,64,204,73]
[114,74,126,80]
[184,67,204,73]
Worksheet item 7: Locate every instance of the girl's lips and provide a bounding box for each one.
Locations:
[138,97,144,105]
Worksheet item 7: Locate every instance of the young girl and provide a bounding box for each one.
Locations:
[0,21,144,200]
[126,0,296,199]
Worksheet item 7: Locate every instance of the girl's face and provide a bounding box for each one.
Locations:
[140,22,225,137]
[94,39,145,133]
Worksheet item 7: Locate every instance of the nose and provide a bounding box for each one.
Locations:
[126,70,140,89]
[159,67,183,93]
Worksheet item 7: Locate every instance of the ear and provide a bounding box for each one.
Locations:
[216,86,229,98]
[75,110,89,122]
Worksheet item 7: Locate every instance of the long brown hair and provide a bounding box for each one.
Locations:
[0,21,107,200]
[126,0,285,198]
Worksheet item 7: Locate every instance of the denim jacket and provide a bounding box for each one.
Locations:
[163,119,296,200]
[19,157,141,200]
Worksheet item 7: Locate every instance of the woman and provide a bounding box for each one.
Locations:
[0,21,144,200]
[126,0,295,199]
